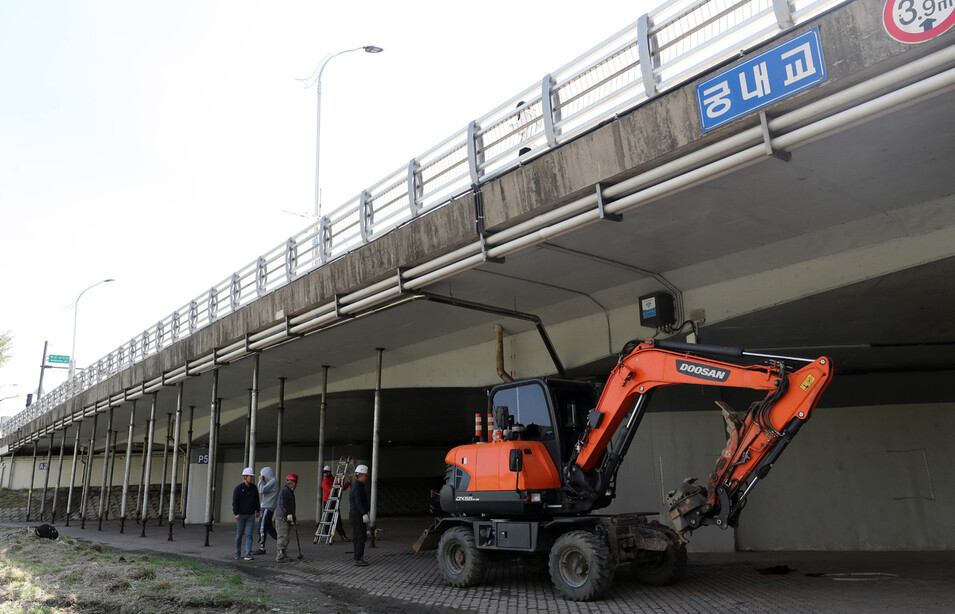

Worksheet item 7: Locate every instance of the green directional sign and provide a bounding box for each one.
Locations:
[48,354,70,364]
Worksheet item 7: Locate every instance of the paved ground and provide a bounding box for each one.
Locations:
[8,516,955,613]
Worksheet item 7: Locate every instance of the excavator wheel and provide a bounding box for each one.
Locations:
[436,526,488,587]
[548,530,615,601]
[628,545,687,586]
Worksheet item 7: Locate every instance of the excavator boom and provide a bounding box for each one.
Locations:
[569,339,832,534]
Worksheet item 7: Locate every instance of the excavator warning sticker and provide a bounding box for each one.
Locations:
[676,360,730,382]
[800,374,816,391]
[884,0,955,43]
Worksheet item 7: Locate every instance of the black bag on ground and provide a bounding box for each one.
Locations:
[33,524,58,539]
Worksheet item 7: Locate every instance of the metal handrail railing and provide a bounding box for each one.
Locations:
[2,0,848,437]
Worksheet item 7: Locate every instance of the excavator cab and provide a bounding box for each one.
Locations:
[490,378,597,475]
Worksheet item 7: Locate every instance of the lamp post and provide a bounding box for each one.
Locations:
[69,278,115,380]
[298,45,383,218]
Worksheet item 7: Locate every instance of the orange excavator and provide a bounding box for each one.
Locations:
[415,338,832,600]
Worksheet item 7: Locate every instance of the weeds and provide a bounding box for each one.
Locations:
[0,525,271,612]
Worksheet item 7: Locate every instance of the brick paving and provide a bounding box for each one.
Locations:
[7,516,954,613]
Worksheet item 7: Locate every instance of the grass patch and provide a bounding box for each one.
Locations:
[0,525,275,613]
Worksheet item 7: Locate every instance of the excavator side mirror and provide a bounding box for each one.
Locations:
[509,449,523,472]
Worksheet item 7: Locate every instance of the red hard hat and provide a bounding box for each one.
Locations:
[286,473,298,483]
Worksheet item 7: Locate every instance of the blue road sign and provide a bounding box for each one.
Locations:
[697,27,827,132]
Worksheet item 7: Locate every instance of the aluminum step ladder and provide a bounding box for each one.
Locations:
[313,458,353,545]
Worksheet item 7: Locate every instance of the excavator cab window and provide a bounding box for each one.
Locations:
[491,382,554,440]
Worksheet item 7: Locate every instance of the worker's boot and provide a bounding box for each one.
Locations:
[276,549,287,562]
[253,540,266,555]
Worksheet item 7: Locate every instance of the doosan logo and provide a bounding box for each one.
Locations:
[676,360,730,382]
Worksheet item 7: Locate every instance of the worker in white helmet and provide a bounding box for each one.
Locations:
[232,467,260,561]
[349,464,371,566]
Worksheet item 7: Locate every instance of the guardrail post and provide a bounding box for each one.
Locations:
[359,190,374,243]
[773,0,795,29]
[207,288,219,323]
[230,273,242,312]
[255,256,268,297]
[541,74,561,148]
[637,14,659,98]
[467,120,485,184]
[407,158,423,217]
[285,238,298,281]
[318,216,332,264]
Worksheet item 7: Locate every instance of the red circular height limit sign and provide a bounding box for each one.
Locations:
[884,0,955,43]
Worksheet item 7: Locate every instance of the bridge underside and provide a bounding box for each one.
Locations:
[3,0,953,551]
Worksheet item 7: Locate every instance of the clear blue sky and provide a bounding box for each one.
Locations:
[0,0,655,415]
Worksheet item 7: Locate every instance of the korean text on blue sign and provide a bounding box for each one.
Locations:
[697,27,826,132]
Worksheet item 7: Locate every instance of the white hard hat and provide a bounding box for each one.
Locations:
[323,465,331,472]
[355,464,369,475]
[242,467,255,476]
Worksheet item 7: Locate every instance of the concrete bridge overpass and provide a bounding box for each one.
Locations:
[2,0,953,552]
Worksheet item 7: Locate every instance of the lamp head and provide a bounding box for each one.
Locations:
[363,45,384,54]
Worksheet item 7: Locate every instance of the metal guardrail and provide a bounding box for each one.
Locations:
[3,0,848,438]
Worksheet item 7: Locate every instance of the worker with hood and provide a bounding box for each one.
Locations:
[274,473,298,562]
[254,466,278,555]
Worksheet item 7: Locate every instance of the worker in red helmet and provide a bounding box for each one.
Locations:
[274,472,298,562]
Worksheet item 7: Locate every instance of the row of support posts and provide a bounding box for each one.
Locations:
[7,348,388,548]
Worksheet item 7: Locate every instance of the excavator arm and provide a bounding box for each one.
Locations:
[566,339,832,536]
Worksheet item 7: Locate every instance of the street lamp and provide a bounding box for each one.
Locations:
[69,278,115,379]
[298,45,384,218]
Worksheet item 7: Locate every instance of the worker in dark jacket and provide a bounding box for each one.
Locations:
[274,473,297,562]
[349,464,371,566]
[232,467,260,560]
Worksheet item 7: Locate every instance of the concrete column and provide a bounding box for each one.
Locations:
[51,427,68,522]
[104,430,118,521]
[168,384,183,540]
[204,369,219,546]
[141,393,157,537]
[80,413,98,529]
[370,348,384,534]
[39,433,54,520]
[120,400,137,533]
[97,408,114,530]
[65,424,82,526]
[243,389,252,468]
[275,378,285,486]
[136,431,148,520]
[315,368,328,524]
[157,413,172,526]
[25,441,38,521]
[249,353,259,473]
[181,405,194,526]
